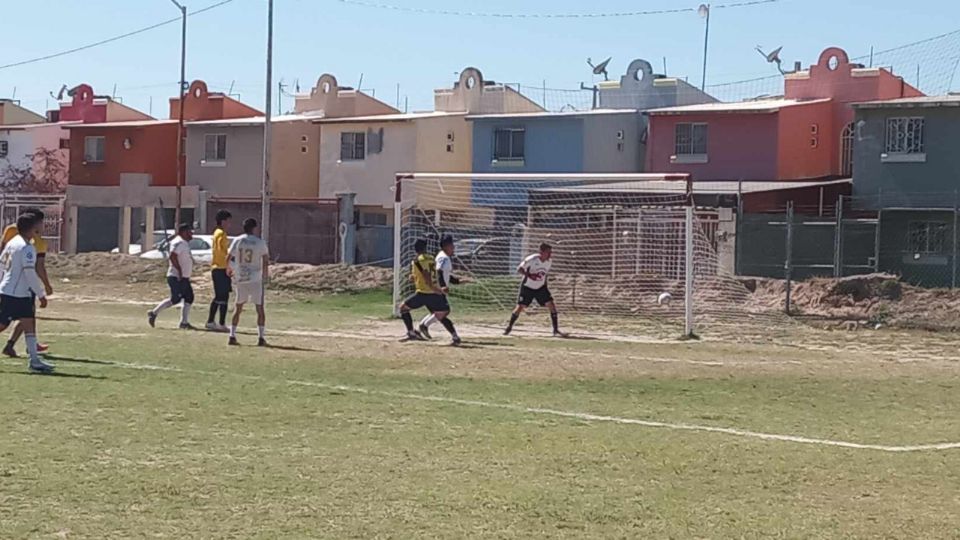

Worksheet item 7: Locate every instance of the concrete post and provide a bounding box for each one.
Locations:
[120,206,132,256]
[144,206,156,249]
[198,190,208,232]
[337,192,357,265]
[66,205,78,254]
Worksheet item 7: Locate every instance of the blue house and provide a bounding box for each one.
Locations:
[468,59,717,175]
[852,95,960,286]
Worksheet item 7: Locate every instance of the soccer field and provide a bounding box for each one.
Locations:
[2,277,960,538]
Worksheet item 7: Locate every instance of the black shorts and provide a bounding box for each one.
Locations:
[0,294,35,326]
[404,292,450,313]
[211,269,232,302]
[518,285,553,307]
[167,276,195,305]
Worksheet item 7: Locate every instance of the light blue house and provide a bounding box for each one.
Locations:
[468,59,717,175]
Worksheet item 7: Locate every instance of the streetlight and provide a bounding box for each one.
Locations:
[170,0,187,227]
[699,3,710,92]
[261,0,274,244]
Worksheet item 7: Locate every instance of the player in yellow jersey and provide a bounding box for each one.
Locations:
[205,209,232,332]
[397,238,460,345]
[1,208,53,357]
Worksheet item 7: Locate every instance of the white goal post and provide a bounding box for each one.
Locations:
[391,172,757,338]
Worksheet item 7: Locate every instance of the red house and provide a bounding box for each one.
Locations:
[64,81,262,253]
[645,47,924,183]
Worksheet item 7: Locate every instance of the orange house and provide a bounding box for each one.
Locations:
[64,81,262,253]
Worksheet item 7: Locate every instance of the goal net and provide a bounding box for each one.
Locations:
[392,173,775,338]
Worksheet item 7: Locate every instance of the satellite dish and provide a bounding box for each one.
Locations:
[756,46,787,75]
[587,57,612,81]
[50,84,67,101]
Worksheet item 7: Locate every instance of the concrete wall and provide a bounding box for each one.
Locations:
[582,113,644,172]
[434,68,543,115]
[776,100,836,180]
[186,124,263,197]
[853,107,960,208]
[69,123,178,187]
[598,59,717,110]
[319,121,416,208]
[472,116,584,173]
[295,74,399,117]
[0,102,45,125]
[171,81,262,121]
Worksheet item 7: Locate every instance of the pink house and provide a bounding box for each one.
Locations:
[645,47,924,182]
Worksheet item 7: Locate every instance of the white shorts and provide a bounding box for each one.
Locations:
[235,281,264,306]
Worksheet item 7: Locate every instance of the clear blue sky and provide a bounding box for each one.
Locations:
[1,0,958,117]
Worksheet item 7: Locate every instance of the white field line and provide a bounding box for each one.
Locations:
[6,357,960,454]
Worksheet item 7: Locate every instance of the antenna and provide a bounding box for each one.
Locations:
[587,57,612,81]
[357,73,364,91]
[50,84,68,101]
[756,45,788,75]
[112,83,118,98]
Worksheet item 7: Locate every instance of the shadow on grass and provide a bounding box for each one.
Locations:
[4,370,107,380]
[45,354,115,366]
[263,344,325,353]
[38,316,81,323]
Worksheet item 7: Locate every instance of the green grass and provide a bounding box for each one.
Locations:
[2,280,960,538]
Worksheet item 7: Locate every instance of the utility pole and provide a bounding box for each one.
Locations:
[699,4,711,91]
[261,0,274,243]
[170,0,187,227]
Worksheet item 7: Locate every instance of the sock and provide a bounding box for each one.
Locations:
[506,312,519,331]
[230,325,237,338]
[258,326,265,339]
[420,313,437,328]
[180,303,192,325]
[153,299,173,314]
[401,311,414,332]
[551,312,559,333]
[25,334,39,362]
[439,318,458,339]
[208,301,218,324]
[218,303,228,326]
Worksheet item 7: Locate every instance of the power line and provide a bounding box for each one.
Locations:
[0,0,237,71]
[335,0,780,19]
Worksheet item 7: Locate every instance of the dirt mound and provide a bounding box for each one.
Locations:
[752,273,960,331]
[266,263,392,292]
[46,253,168,280]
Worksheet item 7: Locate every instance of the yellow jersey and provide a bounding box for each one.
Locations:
[211,227,229,269]
[1,223,46,255]
[411,253,438,293]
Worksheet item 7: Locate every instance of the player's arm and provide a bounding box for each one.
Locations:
[24,247,48,307]
[36,254,53,296]
[517,257,533,279]
[261,254,270,283]
[226,238,240,277]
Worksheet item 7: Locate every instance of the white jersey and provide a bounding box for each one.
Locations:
[0,235,45,299]
[166,236,193,279]
[519,253,551,290]
[228,234,269,284]
[436,251,453,287]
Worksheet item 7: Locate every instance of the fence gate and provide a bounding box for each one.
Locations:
[0,194,66,253]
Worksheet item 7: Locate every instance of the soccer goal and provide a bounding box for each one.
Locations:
[391,172,765,338]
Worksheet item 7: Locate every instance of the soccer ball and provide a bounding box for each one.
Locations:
[657,292,673,306]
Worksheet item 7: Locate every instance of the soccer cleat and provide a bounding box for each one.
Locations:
[2,342,18,358]
[147,311,157,328]
[228,336,239,346]
[28,358,55,374]
[552,330,567,338]
[418,323,432,340]
[205,322,219,331]
[503,326,513,336]
[179,323,196,330]
[257,338,268,347]
[405,330,426,341]
[450,336,462,347]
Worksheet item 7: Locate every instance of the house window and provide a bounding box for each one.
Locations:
[84,136,105,163]
[59,138,70,150]
[358,211,387,226]
[493,128,525,163]
[884,117,925,162]
[204,134,227,162]
[675,123,708,156]
[340,132,366,161]
[907,221,947,255]
[0,141,7,158]
[840,122,855,176]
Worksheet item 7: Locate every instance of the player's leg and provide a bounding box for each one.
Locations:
[229,302,244,345]
[540,288,561,336]
[255,303,267,347]
[431,296,460,345]
[21,307,52,373]
[399,294,426,340]
[219,277,231,327]
[418,312,437,339]
[3,321,21,357]
[149,277,181,327]
[179,279,195,329]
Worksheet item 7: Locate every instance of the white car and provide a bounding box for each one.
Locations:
[140,234,218,263]
[111,230,176,256]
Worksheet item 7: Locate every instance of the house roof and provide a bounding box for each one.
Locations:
[852,94,960,109]
[315,111,466,124]
[64,119,176,129]
[0,121,81,131]
[465,108,639,120]
[646,98,831,115]
[530,178,851,195]
[186,114,317,127]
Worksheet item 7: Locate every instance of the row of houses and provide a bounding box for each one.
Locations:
[1,46,958,283]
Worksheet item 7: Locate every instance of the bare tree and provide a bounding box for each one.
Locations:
[0,148,68,194]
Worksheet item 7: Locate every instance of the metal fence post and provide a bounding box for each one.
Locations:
[735,180,743,276]
[833,195,844,278]
[953,190,958,289]
[785,201,794,315]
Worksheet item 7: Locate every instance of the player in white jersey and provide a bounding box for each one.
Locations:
[147,223,196,330]
[0,214,52,372]
[418,235,466,345]
[227,218,270,347]
[504,242,563,337]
